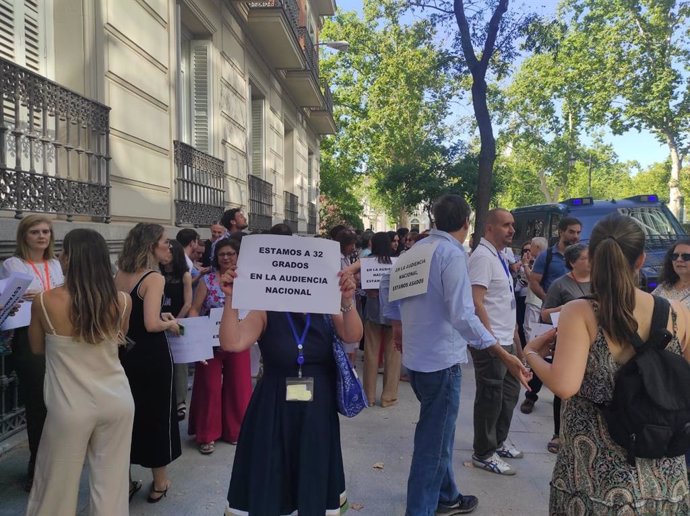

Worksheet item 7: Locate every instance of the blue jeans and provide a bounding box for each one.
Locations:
[406,365,463,516]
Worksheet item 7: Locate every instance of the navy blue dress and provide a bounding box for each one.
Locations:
[226,312,347,515]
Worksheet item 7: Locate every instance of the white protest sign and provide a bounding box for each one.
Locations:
[231,235,341,314]
[167,316,215,364]
[388,240,440,302]
[360,257,397,289]
[550,312,560,328]
[528,322,554,341]
[0,272,34,330]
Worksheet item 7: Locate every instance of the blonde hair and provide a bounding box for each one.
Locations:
[15,215,56,261]
[117,223,164,273]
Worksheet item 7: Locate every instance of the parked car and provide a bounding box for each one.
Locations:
[511,195,687,291]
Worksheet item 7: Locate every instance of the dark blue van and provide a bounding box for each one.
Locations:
[511,195,687,291]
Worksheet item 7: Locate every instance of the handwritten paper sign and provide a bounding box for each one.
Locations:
[0,272,34,330]
[167,316,215,364]
[388,241,440,302]
[360,257,397,289]
[231,235,341,314]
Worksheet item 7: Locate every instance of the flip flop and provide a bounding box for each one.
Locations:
[199,441,215,455]
[129,480,142,500]
[547,436,561,454]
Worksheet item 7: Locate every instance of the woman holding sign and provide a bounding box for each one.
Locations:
[363,232,402,407]
[1,215,64,491]
[218,267,362,516]
[188,238,251,454]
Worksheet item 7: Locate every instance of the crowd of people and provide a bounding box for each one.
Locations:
[1,197,689,515]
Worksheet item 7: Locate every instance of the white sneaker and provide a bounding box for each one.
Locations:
[496,444,524,459]
[472,453,517,475]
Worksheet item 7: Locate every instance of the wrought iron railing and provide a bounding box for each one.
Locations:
[248,0,300,38]
[174,141,225,227]
[284,191,298,232]
[249,174,273,230]
[298,27,319,83]
[0,57,111,221]
[0,346,24,442]
[308,201,317,234]
[318,79,333,113]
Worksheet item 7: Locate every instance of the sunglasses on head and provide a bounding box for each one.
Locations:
[671,253,690,262]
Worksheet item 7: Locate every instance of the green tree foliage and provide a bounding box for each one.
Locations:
[319,1,459,225]
[526,0,690,217]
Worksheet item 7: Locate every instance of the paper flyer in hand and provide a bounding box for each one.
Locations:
[0,272,34,330]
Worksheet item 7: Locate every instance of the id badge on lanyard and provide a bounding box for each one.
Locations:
[285,313,314,402]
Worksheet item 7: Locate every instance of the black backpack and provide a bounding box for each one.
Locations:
[601,296,690,465]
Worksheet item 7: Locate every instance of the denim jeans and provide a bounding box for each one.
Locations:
[405,365,463,516]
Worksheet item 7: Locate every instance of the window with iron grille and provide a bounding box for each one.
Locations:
[174,140,225,226]
[284,191,298,232]
[308,201,317,234]
[249,174,273,231]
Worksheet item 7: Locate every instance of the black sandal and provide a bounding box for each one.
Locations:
[176,402,187,421]
[147,482,170,503]
[129,480,142,500]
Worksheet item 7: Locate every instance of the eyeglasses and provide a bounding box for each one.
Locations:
[671,253,690,262]
[521,249,530,254]
[218,252,237,258]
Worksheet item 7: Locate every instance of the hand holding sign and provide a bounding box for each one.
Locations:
[338,271,356,301]
[220,269,238,297]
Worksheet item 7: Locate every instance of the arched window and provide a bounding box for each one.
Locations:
[410,218,420,232]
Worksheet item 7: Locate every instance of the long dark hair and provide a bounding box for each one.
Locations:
[659,238,690,287]
[162,240,189,281]
[370,232,392,264]
[589,213,645,344]
[62,229,120,345]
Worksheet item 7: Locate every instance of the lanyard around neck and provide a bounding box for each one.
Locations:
[480,243,513,293]
[286,313,311,378]
[28,260,50,291]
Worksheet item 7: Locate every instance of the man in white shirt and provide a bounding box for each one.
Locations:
[468,208,525,476]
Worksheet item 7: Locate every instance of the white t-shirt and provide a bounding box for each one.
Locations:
[468,238,516,346]
[1,256,64,293]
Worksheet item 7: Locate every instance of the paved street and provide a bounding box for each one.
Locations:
[0,359,557,516]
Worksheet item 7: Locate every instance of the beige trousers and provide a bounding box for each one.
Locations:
[363,320,402,406]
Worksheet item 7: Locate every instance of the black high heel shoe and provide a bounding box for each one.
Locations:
[146,482,169,503]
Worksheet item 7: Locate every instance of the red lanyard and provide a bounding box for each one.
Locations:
[28,260,51,291]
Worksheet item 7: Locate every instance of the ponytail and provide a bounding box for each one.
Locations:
[588,214,645,344]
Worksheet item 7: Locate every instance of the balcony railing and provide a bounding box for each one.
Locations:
[249,174,273,230]
[0,346,25,442]
[284,191,298,232]
[320,80,333,113]
[249,0,300,38]
[174,141,225,226]
[0,57,111,221]
[308,201,317,234]
[298,27,319,83]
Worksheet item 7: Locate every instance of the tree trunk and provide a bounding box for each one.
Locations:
[471,76,496,249]
[666,135,684,220]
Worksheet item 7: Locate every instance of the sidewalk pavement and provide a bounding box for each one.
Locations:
[0,360,557,516]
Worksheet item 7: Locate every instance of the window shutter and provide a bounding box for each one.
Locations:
[190,40,211,153]
[23,0,40,72]
[251,99,264,178]
[0,0,14,62]
[0,0,48,74]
